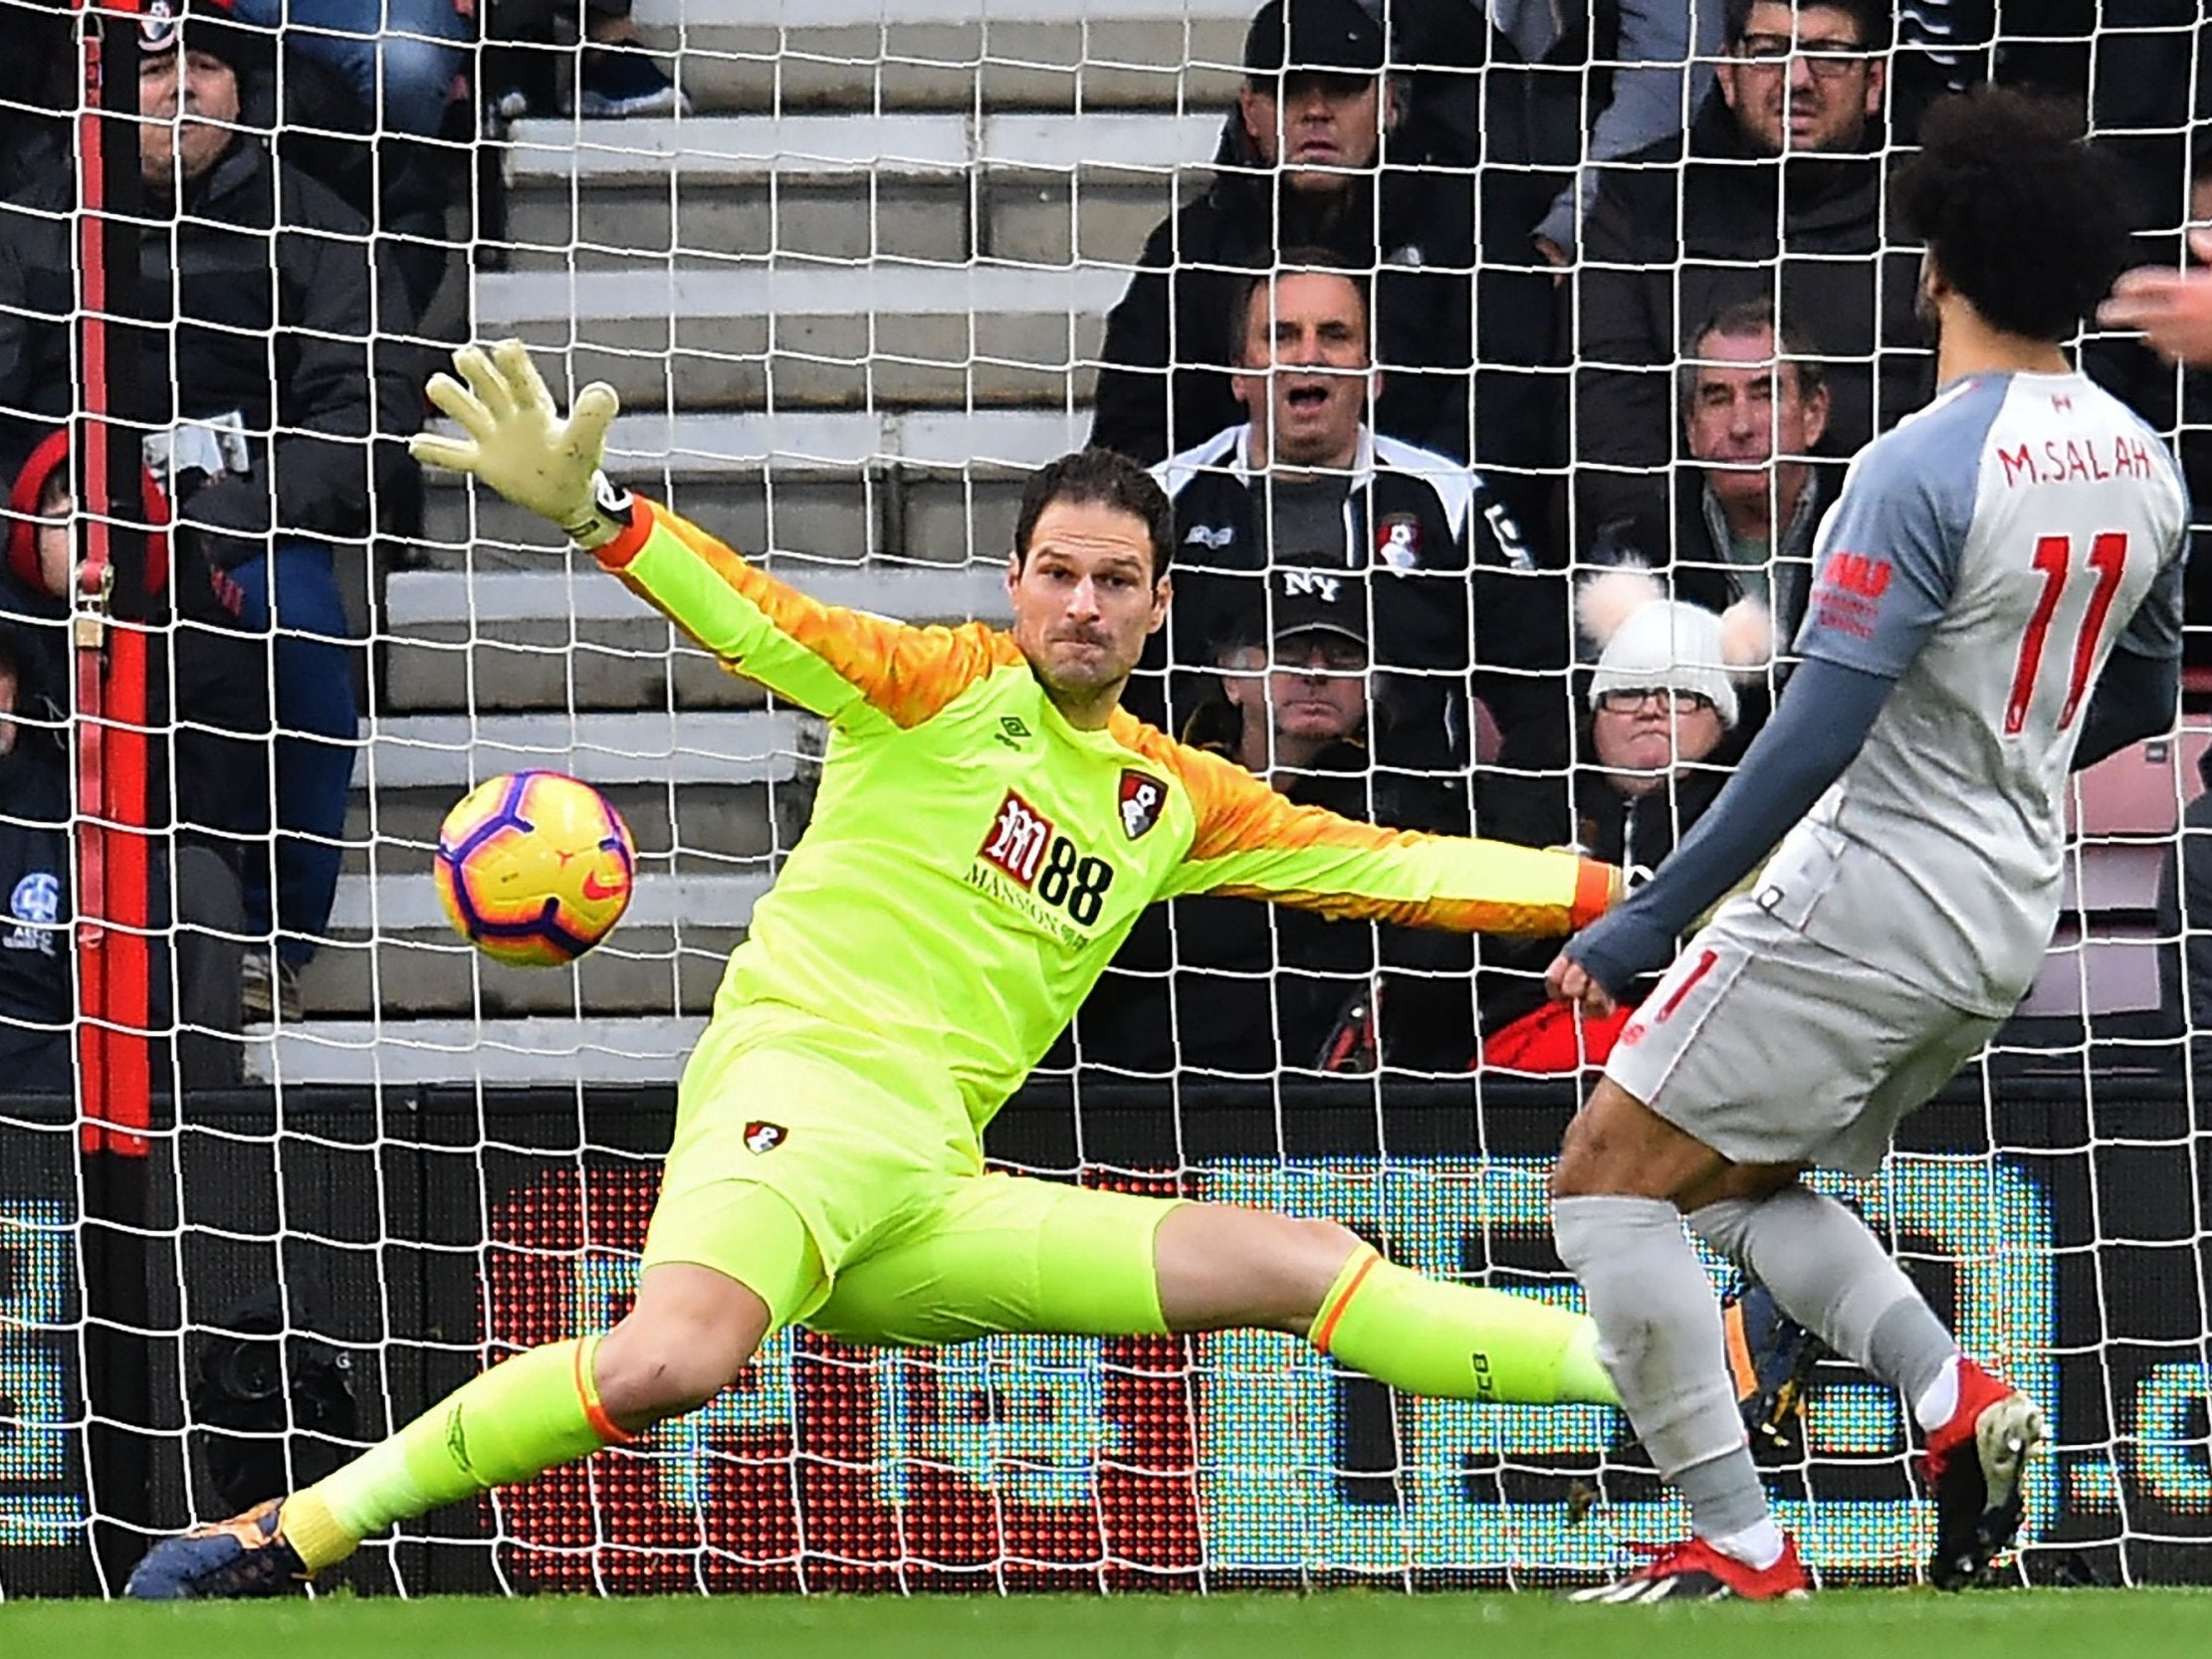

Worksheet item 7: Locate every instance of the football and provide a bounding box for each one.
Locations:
[433,770,636,967]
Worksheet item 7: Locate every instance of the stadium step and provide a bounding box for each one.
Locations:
[471,263,1124,411]
[416,408,1085,564]
[626,0,1246,114]
[299,871,770,1021]
[497,111,1216,273]
[354,710,805,789]
[380,555,1013,711]
[244,1015,708,1086]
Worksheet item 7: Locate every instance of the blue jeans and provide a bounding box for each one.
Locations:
[232,543,361,969]
[232,0,471,136]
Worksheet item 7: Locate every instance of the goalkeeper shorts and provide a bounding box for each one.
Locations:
[642,1008,1177,1345]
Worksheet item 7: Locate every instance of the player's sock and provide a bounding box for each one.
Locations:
[283,1336,631,1571]
[1307,1246,1621,1405]
[1691,1186,1958,1403]
[1554,1194,1772,1538]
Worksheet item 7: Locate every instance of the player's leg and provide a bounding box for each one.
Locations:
[810,1173,1612,1406]
[1550,1073,1812,1600]
[125,1030,848,1600]
[1152,1202,1620,1404]
[1685,1008,2043,1590]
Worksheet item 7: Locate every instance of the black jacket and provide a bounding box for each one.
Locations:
[1088,100,1561,509]
[0,132,417,564]
[1149,425,1570,785]
[1566,91,1928,536]
[1476,744,1728,1034]
[1072,733,1475,1076]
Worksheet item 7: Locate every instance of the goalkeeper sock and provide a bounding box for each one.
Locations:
[281,1336,630,1571]
[1307,1246,1621,1406]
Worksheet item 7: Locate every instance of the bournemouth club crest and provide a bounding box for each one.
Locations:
[744,1121,786,1154]
[1119,770,1166,841]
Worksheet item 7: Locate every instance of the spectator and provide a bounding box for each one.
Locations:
[1151,259,1569,804]
[1583,298,1834,741]
[1566,0,1923,539]
[224,0,468,140]
[5,433,268,861]
[1089,0,1558,510]
[212,0,465,319]
[1478,570,1767,1067]
[483,0,691,119]
[0,622,70,1093]
[1075,565,1473,1076]
[0,0,419,1021]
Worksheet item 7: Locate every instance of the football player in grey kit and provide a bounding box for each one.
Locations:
[1543,87,2191,1601]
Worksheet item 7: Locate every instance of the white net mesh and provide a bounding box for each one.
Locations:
[2,0,2209,1597]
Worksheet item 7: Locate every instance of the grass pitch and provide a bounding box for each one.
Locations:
[4,1589,2210,1659]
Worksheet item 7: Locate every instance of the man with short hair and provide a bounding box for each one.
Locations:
[1156,262,1569,797]
[125,339,1689,1600]
[1546,89,2187,1601]
[1589,300,1835,657]
[1090,0,1557,504]
[1568,0,1923,539]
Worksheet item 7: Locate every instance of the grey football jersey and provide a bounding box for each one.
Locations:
[1771,371,2188,1016]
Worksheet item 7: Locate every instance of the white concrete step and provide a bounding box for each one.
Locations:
[473,263,1120,410]
[246,1016,707,1086]
[504,110,1220,186]
[421,409,1091,490]
[476,260,1132,328]
[329,869,773,934]
[624,0,1248,112]
[355,711,806,789]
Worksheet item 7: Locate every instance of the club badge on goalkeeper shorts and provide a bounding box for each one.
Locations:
[744,1121,786,1154]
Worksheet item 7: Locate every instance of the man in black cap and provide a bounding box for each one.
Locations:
[1076,561,1477,1076]
[1088,0,1559,511]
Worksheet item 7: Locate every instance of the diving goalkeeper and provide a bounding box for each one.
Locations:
[129,342,1792,1598]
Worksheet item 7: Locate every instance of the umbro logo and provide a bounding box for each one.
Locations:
[995,716,1030,750]
[1184,524,1236,549]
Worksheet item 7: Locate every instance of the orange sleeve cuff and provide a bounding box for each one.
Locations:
[591,497,657,570]
[1571,858,1621,930]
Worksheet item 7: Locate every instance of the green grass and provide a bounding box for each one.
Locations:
[4,1590,2211,1659]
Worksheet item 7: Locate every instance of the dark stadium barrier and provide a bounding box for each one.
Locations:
[0,1075,2207,1593]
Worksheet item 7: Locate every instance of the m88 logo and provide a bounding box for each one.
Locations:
[979,790,1115,925]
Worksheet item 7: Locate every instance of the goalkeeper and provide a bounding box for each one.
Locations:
[129,342,1797,1598]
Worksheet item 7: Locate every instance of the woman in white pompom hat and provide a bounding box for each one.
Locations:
[1476,565,1770,1069]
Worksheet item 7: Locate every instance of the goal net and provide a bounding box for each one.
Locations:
[3,0,2208,1597]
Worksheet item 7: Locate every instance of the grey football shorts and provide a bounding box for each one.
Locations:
[1601,894,2000,1176]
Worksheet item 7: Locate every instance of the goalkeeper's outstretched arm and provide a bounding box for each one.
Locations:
[410,341,1001,733]
[1156,735,1619,938]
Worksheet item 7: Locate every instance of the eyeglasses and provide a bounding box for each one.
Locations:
[1735,33,1873,79]
[1597,688,1716,716]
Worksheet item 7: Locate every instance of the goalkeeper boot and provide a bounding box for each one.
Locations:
[1722,1275,1827,1463]
[124,1498,313,1600]
[1921,1356,2046,1589]
[1567,1535,1811,1603]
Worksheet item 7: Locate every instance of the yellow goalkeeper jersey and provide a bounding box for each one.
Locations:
[595,500,1614,1134]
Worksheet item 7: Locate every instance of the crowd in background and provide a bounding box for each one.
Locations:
[0,0,2207,1088]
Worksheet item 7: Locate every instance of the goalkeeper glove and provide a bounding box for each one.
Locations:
[408,339,630,549]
